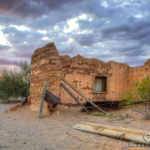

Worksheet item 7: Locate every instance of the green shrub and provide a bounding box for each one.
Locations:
[0,61,30,101]
[121,82,140,105]
[92,113,117,118]
[121,76,150,119]
[137,77,150,101]
[121,77,150,104]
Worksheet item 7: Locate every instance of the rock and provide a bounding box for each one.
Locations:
[9,105,18,111]
[8,103,22,112]
[137,126,142,129]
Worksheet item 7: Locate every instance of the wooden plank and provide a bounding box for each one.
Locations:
[38,81,48,119]
[60,83,90,115]
[62,78,106,114]
[74,122,150,145]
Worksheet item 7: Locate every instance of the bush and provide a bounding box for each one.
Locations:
[137,77,150,101]
[121,76,150,119]
[0,62,30,101]
[122,77,150,103]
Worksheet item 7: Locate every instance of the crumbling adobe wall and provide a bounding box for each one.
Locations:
[59,56,150,104]
[60,55,130,104]
[105,61,130,100]
[60,55,107,104]
[30,42,150,109]
[30,43,62,112]
[128,59,150,88]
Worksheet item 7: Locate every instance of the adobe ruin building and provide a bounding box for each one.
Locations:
[30,43,150,112]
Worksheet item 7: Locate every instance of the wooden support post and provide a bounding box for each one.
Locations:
[62,78,106,114]
[60,83,90,115]
[38,81,48,119]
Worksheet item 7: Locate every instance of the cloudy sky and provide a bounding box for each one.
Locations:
[0,0,150,70]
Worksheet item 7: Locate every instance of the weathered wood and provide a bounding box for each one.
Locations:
[60,83,90,115]
[74,122,150,145]
[62,78,106,114]
[38,81,48,119]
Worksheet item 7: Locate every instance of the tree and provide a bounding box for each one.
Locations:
[19,61,30,97]
[0,62,31,101]
[20,61,31,84]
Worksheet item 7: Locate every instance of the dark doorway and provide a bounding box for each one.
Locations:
[94,76,107,93]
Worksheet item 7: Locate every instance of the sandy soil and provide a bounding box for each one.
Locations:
[0,104,14,113]
[0,104,150,150]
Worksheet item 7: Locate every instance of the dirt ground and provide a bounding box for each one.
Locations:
[0,104,150,150]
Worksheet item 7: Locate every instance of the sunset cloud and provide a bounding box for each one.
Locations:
[0,0,150,70]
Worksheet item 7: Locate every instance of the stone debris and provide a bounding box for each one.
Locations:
[3,98,31,113]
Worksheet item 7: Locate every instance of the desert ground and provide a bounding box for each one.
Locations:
[0,104,150,150]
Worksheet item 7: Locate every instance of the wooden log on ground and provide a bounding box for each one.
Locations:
[74,122,150,145]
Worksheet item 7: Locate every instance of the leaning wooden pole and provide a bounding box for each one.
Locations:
[60,83,90,115]
[62,78,106,114]
[74,122,150,145]
[38,81,48,119]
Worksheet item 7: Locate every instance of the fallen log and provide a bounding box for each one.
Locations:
[74,122,150,145]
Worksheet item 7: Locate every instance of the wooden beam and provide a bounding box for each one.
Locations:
[62,78,106,114]
[38,81,48,119]
[60,83,90,115]
[74,122,150,145]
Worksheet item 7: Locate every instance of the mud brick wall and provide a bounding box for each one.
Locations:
[30,43,62,112]
[60,55,130,104]
[128,59,150,88]
[30,43,150,109]
[59,57,150,104]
